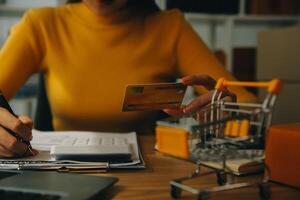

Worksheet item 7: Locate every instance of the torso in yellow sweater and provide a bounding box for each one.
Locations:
[0,3,257,132]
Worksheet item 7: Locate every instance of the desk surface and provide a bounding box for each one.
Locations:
[98,135,300,200]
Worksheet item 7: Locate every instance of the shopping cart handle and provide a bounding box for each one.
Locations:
[215,78,282,94]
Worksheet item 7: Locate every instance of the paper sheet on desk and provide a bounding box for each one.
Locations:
[0,130,145,170]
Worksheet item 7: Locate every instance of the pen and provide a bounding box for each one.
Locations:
[0,90,34,156]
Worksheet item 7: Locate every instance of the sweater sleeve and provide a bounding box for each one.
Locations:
[175,12,258,103]
[0,10,44,100]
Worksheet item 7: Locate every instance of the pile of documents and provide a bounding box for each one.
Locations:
[0,130,145,171]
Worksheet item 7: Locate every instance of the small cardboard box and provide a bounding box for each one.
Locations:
[257,26,300,81]
[257,26,300,123]
[265,124,300,188]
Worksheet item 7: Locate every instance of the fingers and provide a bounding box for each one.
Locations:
[163,107,185,118]
[0,126,30,156]
[183,91,214,114]
[0,108,35,158]
[0,145,14,158]
[31,149,39,156]
[164,74,236,117]
[184,91,237,114]
[22,147,38,157]
[181,75,216,90]
[0,145,37,158]
[18,115,34,130]
[0,108,32,141]
[224,92,237,103]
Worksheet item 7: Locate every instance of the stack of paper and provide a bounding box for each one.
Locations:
[0,130,145,170]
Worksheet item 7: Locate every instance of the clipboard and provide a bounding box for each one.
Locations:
[0,130,145,171]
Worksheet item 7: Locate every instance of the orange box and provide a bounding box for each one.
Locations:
[155,126,190,159]
[265,124,300,188]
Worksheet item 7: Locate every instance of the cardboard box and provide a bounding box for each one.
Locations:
[259,83,300,123]
[265,124,300,188]
[257,26,300,81]
[257,26,300,123]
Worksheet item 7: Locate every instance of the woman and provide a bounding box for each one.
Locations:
[0,0,257,157]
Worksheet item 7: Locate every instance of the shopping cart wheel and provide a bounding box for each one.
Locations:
[171,185,182,199]
[216,171,227,186]
[197,191,210,200]
[259,182,271,199]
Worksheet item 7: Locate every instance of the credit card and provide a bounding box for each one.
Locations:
[122,82,187,111]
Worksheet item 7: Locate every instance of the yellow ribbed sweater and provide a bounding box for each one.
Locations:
[0,3,257,132]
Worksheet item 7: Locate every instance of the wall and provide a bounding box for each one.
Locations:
[5,0,60,7]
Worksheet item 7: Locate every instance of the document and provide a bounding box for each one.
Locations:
[0,130,145,170]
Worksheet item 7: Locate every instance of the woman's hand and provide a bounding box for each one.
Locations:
[163,75,236,117]
[0,108,37,158]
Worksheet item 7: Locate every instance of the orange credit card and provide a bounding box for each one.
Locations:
[122,82,187,112]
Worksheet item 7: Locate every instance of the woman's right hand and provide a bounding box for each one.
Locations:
[0,107,37,158]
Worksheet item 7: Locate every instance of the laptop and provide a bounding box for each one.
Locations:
[0,170,118,200]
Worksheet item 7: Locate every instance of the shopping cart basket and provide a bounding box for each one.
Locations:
[170,78,282,200]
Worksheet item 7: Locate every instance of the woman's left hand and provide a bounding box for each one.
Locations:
[163,75,236,117]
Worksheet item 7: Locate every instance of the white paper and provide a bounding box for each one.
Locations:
[0,129,145,170]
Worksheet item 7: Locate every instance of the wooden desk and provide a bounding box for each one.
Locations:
[98,136,300,200]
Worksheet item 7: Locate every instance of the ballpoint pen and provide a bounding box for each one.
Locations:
[0,90,34,156]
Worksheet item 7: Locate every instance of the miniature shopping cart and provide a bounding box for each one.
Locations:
[169,78,282,200]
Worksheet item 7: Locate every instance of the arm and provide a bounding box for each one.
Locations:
[0,10,44,99]
[0,10,43,157]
